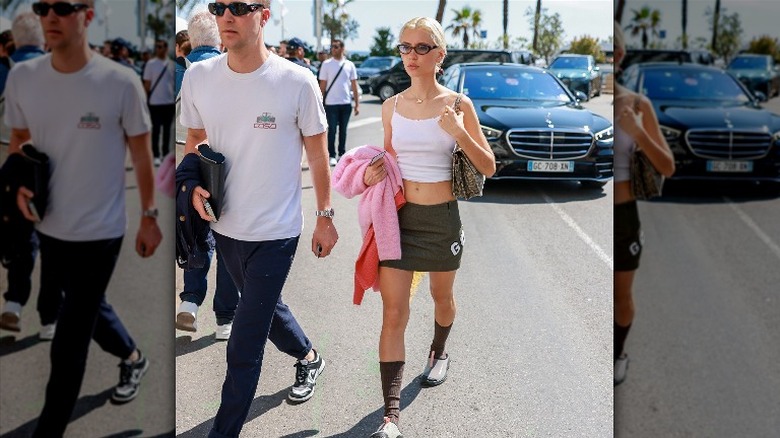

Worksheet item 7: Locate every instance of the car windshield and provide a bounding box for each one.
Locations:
[728,57,769,69]
[462,67,572,102]
[549,57,588,69]
[642,69,752,103]
[361,58,394,69]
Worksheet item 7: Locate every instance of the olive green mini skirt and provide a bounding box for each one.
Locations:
[379,200,464,272]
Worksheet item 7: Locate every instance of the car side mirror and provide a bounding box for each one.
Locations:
[753,90,768,102]
[574,90,588,102]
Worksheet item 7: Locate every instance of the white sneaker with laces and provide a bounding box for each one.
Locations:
[175,301,198,332]
[329,157,337,166]
[215,322,232,340]
[39,323,56,341]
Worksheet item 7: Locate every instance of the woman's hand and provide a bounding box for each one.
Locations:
[363,156,387,186]
[438,104,466,138]
[616,97,645,140]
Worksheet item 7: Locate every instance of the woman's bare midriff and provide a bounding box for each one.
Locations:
[614,180,635,205]
[402,180,456,205]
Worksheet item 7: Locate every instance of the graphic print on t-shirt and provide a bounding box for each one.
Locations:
[254,112,277,130]
[77,112,101,130]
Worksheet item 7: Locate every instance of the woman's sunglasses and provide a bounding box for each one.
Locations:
[397,44,438,55]
[208,2,265,17]
[32,2,89,17]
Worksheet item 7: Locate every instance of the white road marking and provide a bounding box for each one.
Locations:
[726,198,780,260]
[348,117,382,129]
[542,192,613,270]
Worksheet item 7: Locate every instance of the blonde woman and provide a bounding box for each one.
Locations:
[613,22,675,385]
[362,17,495,437]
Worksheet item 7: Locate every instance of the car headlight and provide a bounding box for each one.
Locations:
[594,126,613,146]
[660,125,681,143]
[581,72,589,78]
[481,125,503,141]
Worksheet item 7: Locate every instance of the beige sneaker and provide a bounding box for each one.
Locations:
[175,301,198,332]
[370,417,403,438]
[0,302,22,332]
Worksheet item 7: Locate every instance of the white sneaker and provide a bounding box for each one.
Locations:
[215,322,232,340]
[329,157,337,166]
[175,301,198,332]
[153,157,162,167]
[39,323,56,341]
[0,301,22,332]
[614,353,629,386]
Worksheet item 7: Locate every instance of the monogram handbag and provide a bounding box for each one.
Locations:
[451,95,485,200]
[628,96,664,200]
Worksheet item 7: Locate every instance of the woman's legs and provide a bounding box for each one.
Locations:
[614,269,636,358]
[377,267,414,426]
[428,271,456,360]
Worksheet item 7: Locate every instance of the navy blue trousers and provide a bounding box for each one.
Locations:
[32,233,136,438]
[180,243,239,325]
[208,233,312,438]
[325,103,352,158]
[2,230,61,324]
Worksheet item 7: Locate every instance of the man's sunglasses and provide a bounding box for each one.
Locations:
[207,2,265,17]
[397,43,438,55]
[32,2,89,17]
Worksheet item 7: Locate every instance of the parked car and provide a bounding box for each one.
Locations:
[368,49,518,101]
[547,54,602,100]
[726,54,780,100]
[441,62,613,186]
[620,49,715,70]
[356,56,401,94]
[620,62,780,181]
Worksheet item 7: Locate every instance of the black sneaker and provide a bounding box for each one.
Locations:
[288,349,325,403]
[112,350,150,403]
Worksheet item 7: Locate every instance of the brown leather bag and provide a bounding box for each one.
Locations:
[451,94,485,199]
[629,96,664,200]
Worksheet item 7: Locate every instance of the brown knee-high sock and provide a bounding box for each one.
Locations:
[430,321,453,360]
[379,361,404,425]
[614,322,632,359]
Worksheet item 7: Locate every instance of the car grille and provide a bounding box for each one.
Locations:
[507,128,594,160]
[686,129,772,159]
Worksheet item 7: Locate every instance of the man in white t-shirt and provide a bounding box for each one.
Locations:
[4,1,162,436]
[143,38,175,166]
[318,39,360,166]
[179,1,338,436]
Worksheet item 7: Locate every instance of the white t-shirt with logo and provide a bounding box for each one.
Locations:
[318,57,357,106]
[180,53,327,242]
[143,57,175,105]
[4,53,151,241]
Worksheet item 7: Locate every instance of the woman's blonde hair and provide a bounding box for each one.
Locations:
[399,17,447,68]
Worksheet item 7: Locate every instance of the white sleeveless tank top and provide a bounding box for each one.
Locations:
[390,95,457,183]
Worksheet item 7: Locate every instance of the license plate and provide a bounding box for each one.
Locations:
[706,160,753,172]
[527,161,574,172]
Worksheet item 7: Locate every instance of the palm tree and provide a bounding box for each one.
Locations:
[615,0,626,24]
[711,0,721,51]
[626,6,662,49]
[502,0,509,49]
[446,6,482,49]
[435,0,447,24]
[531,0,541,52]
[682,0,688,49]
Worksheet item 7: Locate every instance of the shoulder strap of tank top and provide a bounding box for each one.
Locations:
[393,94,399,112]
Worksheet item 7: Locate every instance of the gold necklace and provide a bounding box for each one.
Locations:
[406,90,437,104]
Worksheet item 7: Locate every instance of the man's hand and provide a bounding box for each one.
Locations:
[311,218,338,258]
[16,186,38,222]
[191,186,214,221]
[136,217,162,257]
[353,105,360,116]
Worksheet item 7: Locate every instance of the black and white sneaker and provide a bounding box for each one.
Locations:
[112,350,150,403]
[614,353,629,386]
[288,349,325,403]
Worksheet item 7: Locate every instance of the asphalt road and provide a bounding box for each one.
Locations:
[614,97,780,437]
[175,94,616,437]
[0,157,176,437]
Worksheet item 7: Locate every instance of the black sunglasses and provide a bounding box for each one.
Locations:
[208,2,265,17]
[32,2,89,17]
[397,43,438,55]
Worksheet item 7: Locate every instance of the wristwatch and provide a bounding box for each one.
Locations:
[315,208,335,218]
[142,208,159,219]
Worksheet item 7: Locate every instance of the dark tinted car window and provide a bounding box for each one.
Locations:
[643,69,751,103]
[462,67,571,102]
[361,57,397,69]
[728,56,770,69]
[550,56,589,69]
[443,51,512,69]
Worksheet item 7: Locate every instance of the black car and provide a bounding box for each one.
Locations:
[441,63,613,185]
[726,54,780,100]
[356,56,401,94]
[621,49,715,70]
[368,49,519,101]
[547,54,602,100]
[620,62,780,181]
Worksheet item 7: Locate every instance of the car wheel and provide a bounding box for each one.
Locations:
[580,180,606,189]
[378,84,396,102]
